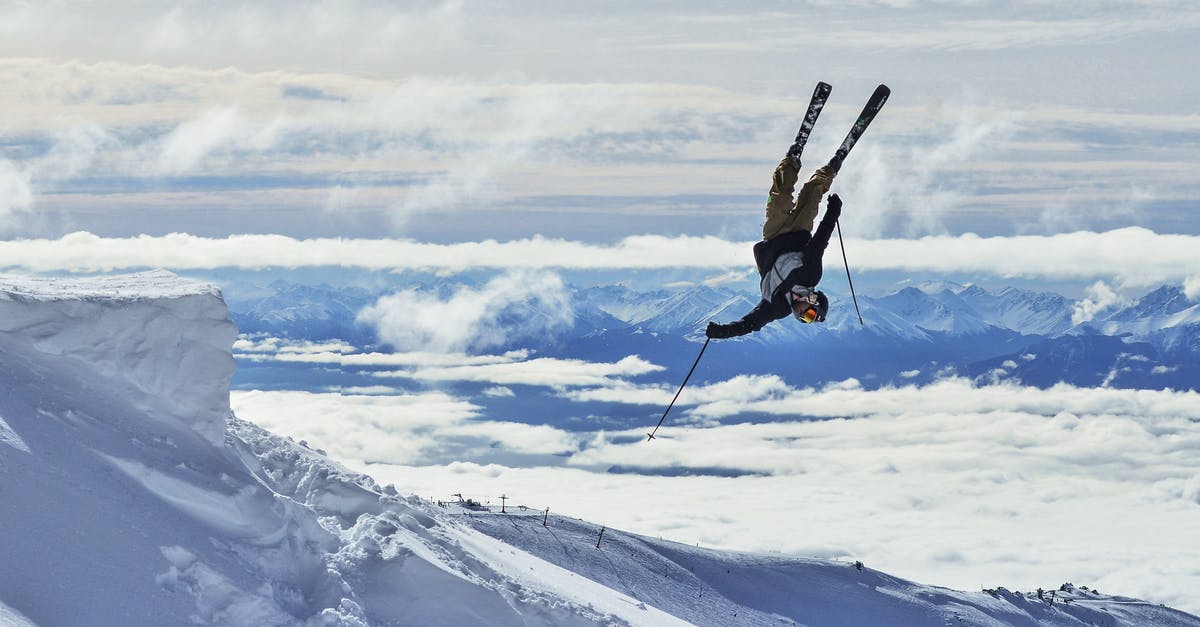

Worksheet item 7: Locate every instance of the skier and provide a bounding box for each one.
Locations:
[649,83,886,441]
[704,148,843,339]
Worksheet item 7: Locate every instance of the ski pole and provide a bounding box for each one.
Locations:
[646,337,710,441]
[836,220,865,326]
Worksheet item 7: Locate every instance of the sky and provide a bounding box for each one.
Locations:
[5,0,1200,613]
[3,0,1200,247]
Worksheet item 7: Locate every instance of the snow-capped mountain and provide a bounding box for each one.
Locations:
[230,281,378,344]
[3,270,1197,626]
[1092,285,1200,353]
[575,284,756,335]
[224,275,1199,390]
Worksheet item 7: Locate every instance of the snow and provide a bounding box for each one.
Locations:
[0,269,236,445]
[462,510,1200,627]
[1,270,1197,626]
[0,601,37,627]
[0,413,32,453]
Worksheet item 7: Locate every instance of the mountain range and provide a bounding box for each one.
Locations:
[228,278,1200,392]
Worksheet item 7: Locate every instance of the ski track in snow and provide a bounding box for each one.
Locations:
[1,270,1198,626]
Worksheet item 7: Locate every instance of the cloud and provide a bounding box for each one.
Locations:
[849,228,1200,287]
[565,374,791,415]
[1185,276,1200,302]
[0,122,114,231]
[357,270,574,353]
[35,123,116,180]
[237,377,1200,613]
[233,337,357,355]
[234,346,529,368]
[4,55,1200,243]
[482,386,515,398]
[384,84,594,224]
[230,389,580,466]
[156,107,283,174]
[845,102,1020,238]
[232,334,663,389]
[0,1,472,75]
[230,389,484,464]
[5,229,1200,287]
[0,159,33,229]
[382,355,664,389]
[1072,280,1120,324]
[5,2,1199,74]
[559,374,1200,428]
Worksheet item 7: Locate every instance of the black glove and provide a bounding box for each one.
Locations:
[786,143,802,169]
[827,193,842,212]
[706,321,733,339]
[706,321,750,339]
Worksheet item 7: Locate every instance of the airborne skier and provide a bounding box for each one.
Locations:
[704,155,843,339]
[650,83,888,440]
[706,83,887,339]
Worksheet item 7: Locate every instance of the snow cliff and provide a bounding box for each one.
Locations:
[0,270,235,445]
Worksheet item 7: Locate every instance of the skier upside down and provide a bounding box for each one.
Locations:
[706,82,887,339]
[649,82,887,440]
[704,150,844,339]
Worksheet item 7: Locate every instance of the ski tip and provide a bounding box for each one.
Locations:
[871,84,891,108]
[646,432,656,441]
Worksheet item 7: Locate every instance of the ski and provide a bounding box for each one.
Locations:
[832,84,890,161]
[790,81,833,157]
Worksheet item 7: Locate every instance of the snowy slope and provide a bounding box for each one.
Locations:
[2,271,1197,626]
[465,510,1200,627]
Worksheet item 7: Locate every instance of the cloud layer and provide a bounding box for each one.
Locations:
[231,377,1200,613]
[4,5,1200,240]
[229,329,1200,612]
[4,228,1200,286]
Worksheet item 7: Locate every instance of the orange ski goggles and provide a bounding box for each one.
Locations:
[790,289,820,323]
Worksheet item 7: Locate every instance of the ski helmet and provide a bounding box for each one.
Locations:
[791,288,829,323]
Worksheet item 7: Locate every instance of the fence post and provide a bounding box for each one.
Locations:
[596,526,606,548]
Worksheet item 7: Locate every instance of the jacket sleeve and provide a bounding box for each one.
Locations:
[808,202,842,255]
[708,300,776,338]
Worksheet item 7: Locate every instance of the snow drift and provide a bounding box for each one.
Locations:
[1,271,1197,626]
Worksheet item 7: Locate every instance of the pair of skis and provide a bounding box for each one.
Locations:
[792,81,884,328]
[791,81,890,168]
[647,82,888,442]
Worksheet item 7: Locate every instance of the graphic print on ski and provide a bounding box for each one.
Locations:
[791,81,832,157]
[832,84,890,162]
